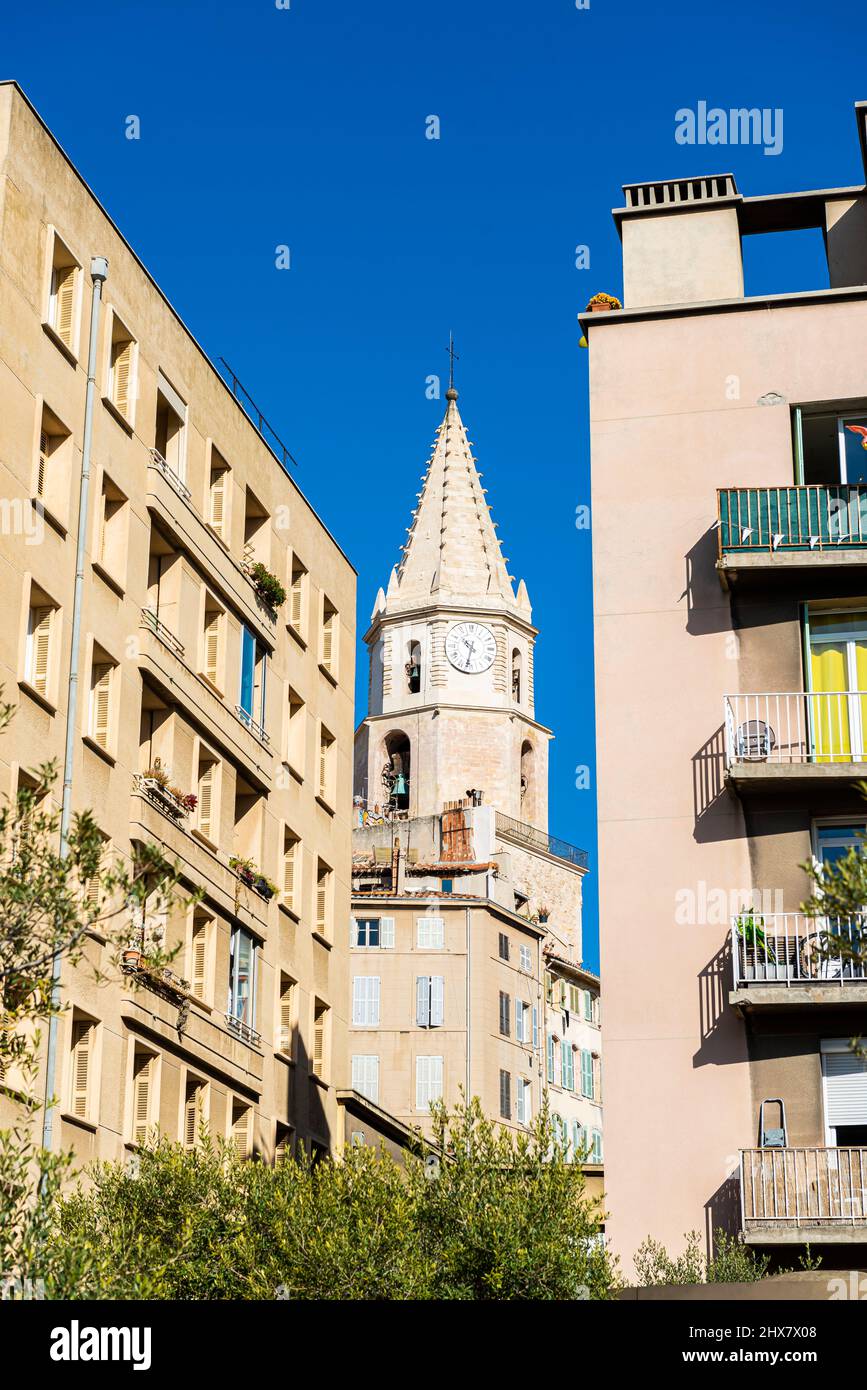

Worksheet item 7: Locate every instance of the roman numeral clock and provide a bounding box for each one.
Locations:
[445,621,497,674]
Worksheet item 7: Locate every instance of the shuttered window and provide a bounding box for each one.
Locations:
[312,1001,328,1078]
[580,1048,594,1099]
[209,465,228,534]
[37,429,49,497]
[499,1070,511,1120]
[590,1130,603,1163]
[351,1054,379,1103]
[519,944,532,972]
[231,1101,252,1159]
[109,326,135,420]
[416,916,444,949]
[498,991,510,1037]
[498,932,510,961]
[289,558,306,636]
[415,1055,443,1110]
[562,1042,575,1091]
[316,861,331,936]
[352,976,381,1027]
[70,1017,94,1120]
[321,600,337,676]
[278,976,295,1054]
[183,1077,205,1150]
[132,1049,155,1145]
[516,1078,532,1125]
[282,832,299,912]
[546,1033,555,1084]
[197,759,217,842]
[89,661,113,749]
[50,260,77,349]
[416,976,444,1028]
[824,1050,867,1127]
[202,609,221,686]
[27,605,53,696]
[190,918,209,1000]
[532,1005,539,1050]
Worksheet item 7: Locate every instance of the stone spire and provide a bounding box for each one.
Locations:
[389,390,521,611]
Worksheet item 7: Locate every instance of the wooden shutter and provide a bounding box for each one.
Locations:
[210,469,226,531]
[184,1082,202,1149]
[53,263,76,347]
[197,762,215,840]
[430,976,444,1027]
[132,1053,152,1143]
[515,999,524,1043]
[316,872,328,932]
[232,1104,251,1158]
[113,338,133,416]
[37,430,49,497]
[91,663,112,748]
[290,573,303,629]
[191,924,207,998]
[532,1005,539,1049]
[321,610,334,671]
[275,1129,290,1161]
[352,976,367,1026]
[318,735,329,799]
[279,983,293,1052]
[282,838,297,910]
[416,976,430,1027]
[546,1034,554,1083]
[70,1018,91,1119]
[203,612,220,684]
[380,916,395,948]
[30,606,52,695]
[313,1009,325,1076]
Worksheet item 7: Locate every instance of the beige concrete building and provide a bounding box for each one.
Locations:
[0,82,355,1163]
[350,386,594,1146]
[544,956,603,1199]
[585,101,867,1270]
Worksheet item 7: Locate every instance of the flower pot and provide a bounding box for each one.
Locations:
[590,302,613,312]
[123,948,142,967]
[254,877,275,900]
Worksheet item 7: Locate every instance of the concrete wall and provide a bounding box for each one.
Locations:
[621,206,744,309]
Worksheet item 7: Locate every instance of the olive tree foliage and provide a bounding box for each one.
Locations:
[49,1096,615,1300]
[633,1231,820,1286]
[801,787,867,979]
[0,693,185,1295]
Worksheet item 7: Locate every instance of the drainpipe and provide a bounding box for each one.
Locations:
[465,905,472,1101]
[41,256,109,1154]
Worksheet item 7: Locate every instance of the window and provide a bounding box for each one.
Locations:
[275,1124,293,1161]
[352,976,381,1027]
[286,686,305,778]
[188,911,212,1002]
[201,600,223,690]
[590,1129,603,1163]
[183,1075,208,1150]
[498,932,510,962]
[107,312,137,424]
[572,1120,585,1158]
[545,970,554,1004]
[315,859,332,938]
[532,1005,539,1050]
[806,609,867,760]
[499,1070,511,1120]
[227,926,258,1032]
[498,991,510,1037]
[562,1042,575,1092]
[546,1033,557,1085]
[281,828,300,914]
[94,473,128,588]
[196,750,219,844]
[131,1045,158,1145]
[519,944,532,973]
[320,597,338,678]
[351,1055,379,1103]
[68,1014,96,1122]
[415,1055,443,1110]
[511,648,522,703]
[584,989,594,1022]
[318,724,335,805]
[35,403,72,522]
[288,556,307,639]
[416,916,444,949]
[24,593,57,702]
[312,999,329,1079]
[207,447,230,539]
[407,639,421,694]
[441,878,453,895]
[277,973,296,1055]
[154,372,187,483]
[580,1048,594,1099]
[87,649,116,753]
[353,916,395,949]
[800,405,867,486]
[239,625,267,737]
[416,976,444,1027]
[47,234,80,354]
[515,998,530,1043]
[516,1077,532,1125]
[231,1099,252,1159]
[243,487,269,565]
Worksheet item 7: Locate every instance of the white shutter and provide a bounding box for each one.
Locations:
[29,606,52,695]
[515,999,524,1043]
[430,976,444,1027]
[416,1056,429,1108]
[70,1019,92,1119]
[417,916,444,948]
[370,976,381,1026]
[430,1056,443,1102]
[191,924,207,998]
[232,1104,251,1158]
[416,976,430,1027]
[380,916,395,949]
[197,762,215,841]
[203,612,220,685]
[282,837,297,910]
[53,263,76,347]
[90,663,112,747]
[352,1054,379,1103]
[132,1053,152,1144]
[113,338,133,416]
[37,430,49,497]
[352,976,366,1026]
[824,1053,867,1126]
[209,469,226,531]
[350,918,359,947]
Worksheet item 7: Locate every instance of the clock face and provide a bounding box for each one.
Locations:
[445,622,497,674]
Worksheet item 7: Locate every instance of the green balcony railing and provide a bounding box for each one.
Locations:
[718,485,867,554]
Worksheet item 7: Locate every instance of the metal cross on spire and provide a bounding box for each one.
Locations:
[446,332,459,394]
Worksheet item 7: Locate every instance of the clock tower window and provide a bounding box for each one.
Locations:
[512,648,522,704]
[406,640,422,695]
[382,731,411,813]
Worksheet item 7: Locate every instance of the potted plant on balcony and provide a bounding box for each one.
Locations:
[245,561,287,613]
[736,909,790,980]
[586,292,622,313]
[230,855,257,888]
[253,873,278,901]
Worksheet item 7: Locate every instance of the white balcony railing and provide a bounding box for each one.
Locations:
[732,913,867,988]
[741,1148,867,1230]
[724,691,867,768]
[140,607,185,656]
[149,447,191,502]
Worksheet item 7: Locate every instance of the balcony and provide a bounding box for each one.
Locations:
[149,447,191,502]
[724,690,867,789]
[495,812,589,871]
[730,913,867,1007]
[717,485,867,591]
[740,1147,867,1244]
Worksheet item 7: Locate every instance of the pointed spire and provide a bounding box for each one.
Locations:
[390,387,517,608]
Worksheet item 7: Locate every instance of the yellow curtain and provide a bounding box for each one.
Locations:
[809,640,850,761]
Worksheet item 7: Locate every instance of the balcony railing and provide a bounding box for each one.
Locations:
[149,447,191,502]
[732,913,867,988]
[718,485,867,553]
[235,705,270,745]
[495,812,589,870]
[225,1013,261,1047]
[724,691,867,768]
[741,1148,867,1231]
[140,607,185,656]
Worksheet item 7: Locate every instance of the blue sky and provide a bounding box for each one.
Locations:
[8,0,867,970]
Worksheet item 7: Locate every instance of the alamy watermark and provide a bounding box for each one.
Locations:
[675,102,783,157]
[675,882,784,926]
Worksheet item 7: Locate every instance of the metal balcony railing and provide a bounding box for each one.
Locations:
[140,607,185,656]
[724,691,867,768]
[235,705,269,745]
[149,447,191,501]
[718,485,867,553]
[731,913,867,988]
[740,1148,867,1230]
[495,812,589,870]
